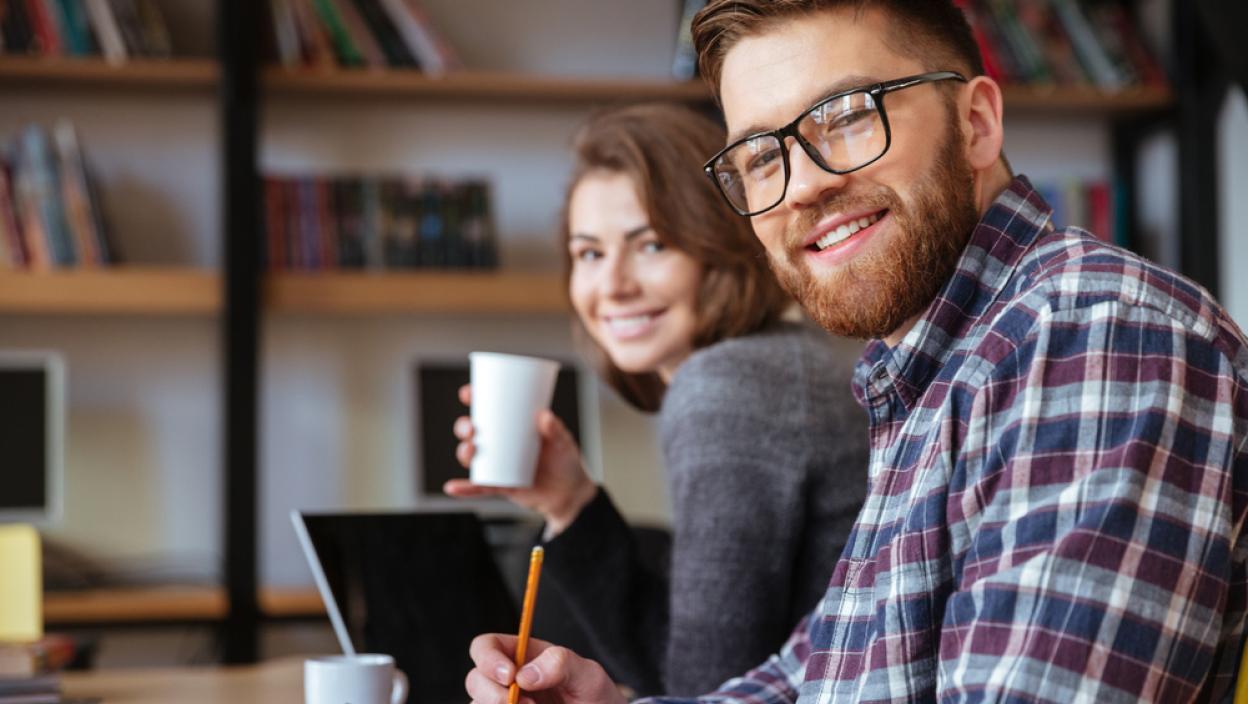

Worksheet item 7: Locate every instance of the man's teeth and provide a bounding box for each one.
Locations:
[814,211,883,251]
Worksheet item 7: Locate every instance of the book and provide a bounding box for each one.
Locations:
[334,0,386,69]
[311,0,364,67]
[400,0,459,71]
[133,0,171,58]
[84,0,126,63]
[269,0,302,67]
[377,0,445,75]
[349,0,416,68]
[0,162,25,268]
[52,0,93,55]
[671,0,706,81]
[51,120,103,267]
[23,0,60,55]
[14,124,76,268]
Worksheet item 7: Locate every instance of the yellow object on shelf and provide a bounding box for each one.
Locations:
[0,524,42,642]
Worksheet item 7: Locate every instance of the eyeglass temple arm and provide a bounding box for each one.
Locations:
[879,71,968,94]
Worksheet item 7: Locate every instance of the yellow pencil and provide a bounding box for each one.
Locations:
[509,546,544,704]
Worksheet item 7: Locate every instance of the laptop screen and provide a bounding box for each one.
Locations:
[295,511,519,704]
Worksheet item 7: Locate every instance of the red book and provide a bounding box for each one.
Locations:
[24,0,62,54]
[1086,182,1113,244]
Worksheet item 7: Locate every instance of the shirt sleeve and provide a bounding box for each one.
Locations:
[937,299,1247,702]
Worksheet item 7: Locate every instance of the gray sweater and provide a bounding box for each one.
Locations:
[541,322,869,696]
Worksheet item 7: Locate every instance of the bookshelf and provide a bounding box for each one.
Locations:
[0,268,219,315]
[43,586,323,626]
[266,271,566,315]
[0,57,1176,115]
[0,56,217,91]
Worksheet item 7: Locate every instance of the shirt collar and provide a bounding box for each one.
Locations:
[852,175,1054,412]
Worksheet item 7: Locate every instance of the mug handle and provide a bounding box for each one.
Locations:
[391,669,410,704]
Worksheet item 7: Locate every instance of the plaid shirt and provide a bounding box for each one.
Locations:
[647,176,1248,703]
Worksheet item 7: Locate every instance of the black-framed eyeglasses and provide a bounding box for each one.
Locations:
[703,71,968,217]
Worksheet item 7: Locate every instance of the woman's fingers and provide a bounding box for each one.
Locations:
[454,416,474,440]
[459,383,472,406]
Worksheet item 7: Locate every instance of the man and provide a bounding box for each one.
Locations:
[465,1,1248,701]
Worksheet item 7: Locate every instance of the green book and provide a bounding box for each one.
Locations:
[311,0,363,67]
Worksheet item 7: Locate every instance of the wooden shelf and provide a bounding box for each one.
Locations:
[263,67,711,103]
[0,267,220,315]
[1001,83,1174,115]
[266,271,567,314]
[43,586,325,625]
[0,57,217,91]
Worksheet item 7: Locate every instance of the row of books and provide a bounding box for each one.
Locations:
[956,0,1166,90]
[0,0,172,63]
[265,174,498,272]
[1035,178,1126,247]
[268,0,461,75]
[1,122,115,270]
[0,635,75,704]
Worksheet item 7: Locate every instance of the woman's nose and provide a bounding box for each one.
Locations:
[602,252,641,298]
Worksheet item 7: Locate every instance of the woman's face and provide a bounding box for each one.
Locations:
[567,171,702,382]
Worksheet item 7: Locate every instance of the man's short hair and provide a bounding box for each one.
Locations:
[693,0,985,100]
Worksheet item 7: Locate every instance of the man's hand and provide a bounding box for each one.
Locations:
[466,634,626,704]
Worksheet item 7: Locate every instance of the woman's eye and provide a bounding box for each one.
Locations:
[573,249,602,262]
[640,240,665,254]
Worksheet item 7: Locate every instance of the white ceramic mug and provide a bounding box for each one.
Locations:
[468,351,560,488]
[304,654,409,704]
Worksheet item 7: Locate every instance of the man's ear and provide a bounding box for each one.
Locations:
[961,76,1005,172]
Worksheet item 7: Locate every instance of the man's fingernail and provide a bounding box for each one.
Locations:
[517,664,541,687]
[495,664,511,683]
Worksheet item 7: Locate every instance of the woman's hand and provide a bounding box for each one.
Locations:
[445,384,598,536]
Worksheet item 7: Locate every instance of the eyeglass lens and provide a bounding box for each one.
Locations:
[712,91,886,214]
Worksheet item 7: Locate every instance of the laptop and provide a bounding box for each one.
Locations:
[292,510,519,704]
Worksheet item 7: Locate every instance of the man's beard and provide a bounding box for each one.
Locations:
[768,114,981,341]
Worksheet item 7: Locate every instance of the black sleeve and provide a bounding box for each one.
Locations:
[538,488,670,696]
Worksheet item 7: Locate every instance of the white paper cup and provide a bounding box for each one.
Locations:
[469,351,560,488]
[304,654,408,704]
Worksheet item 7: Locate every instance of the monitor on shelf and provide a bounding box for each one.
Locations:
[0,351,64,525]
[413,359,602,504]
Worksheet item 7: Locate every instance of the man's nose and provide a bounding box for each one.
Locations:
[783,139,849,211]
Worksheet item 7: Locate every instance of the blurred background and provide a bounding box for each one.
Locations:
[1,0,1245,672]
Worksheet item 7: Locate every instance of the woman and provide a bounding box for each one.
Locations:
[446,103,868,696]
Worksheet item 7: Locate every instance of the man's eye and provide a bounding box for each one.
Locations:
[827,109,873,131]
[747,149,781,175]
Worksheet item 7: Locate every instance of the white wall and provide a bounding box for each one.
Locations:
[1219,87,1248,327]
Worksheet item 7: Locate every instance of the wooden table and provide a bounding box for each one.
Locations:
[62,659,304,704]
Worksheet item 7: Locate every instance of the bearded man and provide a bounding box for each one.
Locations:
[463,1,1248,701]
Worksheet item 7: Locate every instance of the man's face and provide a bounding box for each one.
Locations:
[718,8,981,341]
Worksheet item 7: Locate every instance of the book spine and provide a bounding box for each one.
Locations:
[1086,181,1112,243]
[0,162,27,267]
[16,124,76,267]
[107,0,147,57]
[270,0,302,67]
[53,0,91,55]
[315,177,335,268]
[670,0,705,80]
[361,177,383,269]
[334,0,386,68]
[3,0,35,54]
[133,0,171,57]
[401,0,460,70]
[1052,0,1125,90]
[311,0,364,67]
[350,0,416,68]
[378,0,441,74]
[51,119,101,266]
[84,0,127,63]
[25,0,61,54]
[289,0,336,68]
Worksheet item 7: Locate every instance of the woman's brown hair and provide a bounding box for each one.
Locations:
[559,103,790,412]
